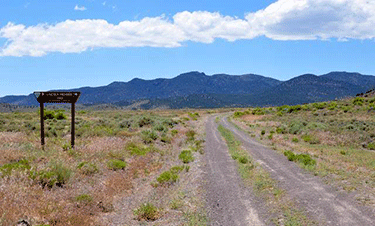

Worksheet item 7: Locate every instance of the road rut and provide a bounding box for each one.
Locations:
[220,117,375,225]
[204,117,265,226]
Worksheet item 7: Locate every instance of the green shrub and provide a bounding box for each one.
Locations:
[179,150,195,163]
[238,156,249,164]
[328,102,338,110]
[44,110,55,120]
[171,129,179,136]
[77,161,99,175]
[261,130,266,136]
[141,130,158,143]
[153,123,168,132]
[188,112,199,120]
[134,203,159,221]
[312,102,327,109]
[302,134,311,142]
[368,143,375,150]
[46,126,58,137]
[252,107,265,115]
[62,143,71,151]
[284,150,296,161]
[301,134,320,144]
[287,105,302,113]
[341,106,352,113]
[291,137,299,143]
[55,111,67,120]
[295,154,316,166]
[170,165,185,174]
[288,121,305,134]
[29,162,72,188]
[267,134,273,140]
[277,105,289,112]
[107,159,127,171]
[234,111,245,117]
[138,116,154,127]
[276,126,287,134]
[353,97,365,106]
[157,170,179,184]
[160,134,172,143]
[186,130,196,142]
[119,119,132,128]
[284,151,316,166]
[43,110,67,120]
[162,118,177,128]
[126,142,150,156]
[75,194,93,205]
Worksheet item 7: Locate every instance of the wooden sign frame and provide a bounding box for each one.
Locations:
[34,92,81,148]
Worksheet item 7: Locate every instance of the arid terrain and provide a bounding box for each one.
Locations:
[1,94,375,225]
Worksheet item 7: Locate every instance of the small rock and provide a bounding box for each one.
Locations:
[17,219,31,226]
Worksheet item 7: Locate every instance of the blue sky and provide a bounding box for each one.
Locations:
[1,0,375,97]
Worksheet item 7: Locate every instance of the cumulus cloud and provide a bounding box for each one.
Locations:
[246,0,375,40]
[74,5,87,11]
[1,0,375,56]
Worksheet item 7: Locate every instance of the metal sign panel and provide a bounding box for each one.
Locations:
[34,92,81,103]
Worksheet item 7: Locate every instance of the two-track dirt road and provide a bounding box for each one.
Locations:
[204,116,266,225]
[204,116,375,225]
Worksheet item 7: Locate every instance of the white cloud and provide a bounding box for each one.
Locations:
[1,0,375,56]
[246,0,375,40]
[74,5,87,11]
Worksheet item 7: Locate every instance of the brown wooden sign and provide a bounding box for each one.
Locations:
[34,91,81,148]
[34,92,80,103]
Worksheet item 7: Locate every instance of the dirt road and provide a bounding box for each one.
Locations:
[216,116,375,225]
[204,116,267,225]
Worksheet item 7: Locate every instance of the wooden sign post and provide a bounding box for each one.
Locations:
[34,92,81,148]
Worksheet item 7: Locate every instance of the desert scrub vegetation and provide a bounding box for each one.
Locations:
[217,124,315,225]
[231,93,375,207]
[0,108,207,225]
[179,150,195,163]
[133,202,161,221]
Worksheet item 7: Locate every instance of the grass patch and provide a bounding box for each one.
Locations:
[75,194,93,205]
[0,159,30,176]
[107,159,127,171]
[77,161,99,175]
[284,150,316,168]
[133,202,160,221]
[178,150,195,163]
[29,162,72,188]
[156,170,179,185]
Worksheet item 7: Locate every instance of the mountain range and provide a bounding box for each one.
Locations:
[1,71,375,109]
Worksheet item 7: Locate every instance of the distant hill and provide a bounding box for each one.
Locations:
[1,71,374,109]
[250,73,366,106]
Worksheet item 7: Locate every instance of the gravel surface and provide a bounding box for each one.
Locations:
[204,116,266,226]
[220,117,375,226]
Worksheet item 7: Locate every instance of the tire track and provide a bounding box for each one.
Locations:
[204,116,265,226]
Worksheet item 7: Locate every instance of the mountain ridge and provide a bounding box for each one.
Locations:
[1,71,375,108]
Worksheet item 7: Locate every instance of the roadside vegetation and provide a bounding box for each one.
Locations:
[231,91,375,207]
[217,125,316,225]
[0,109,208,225]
